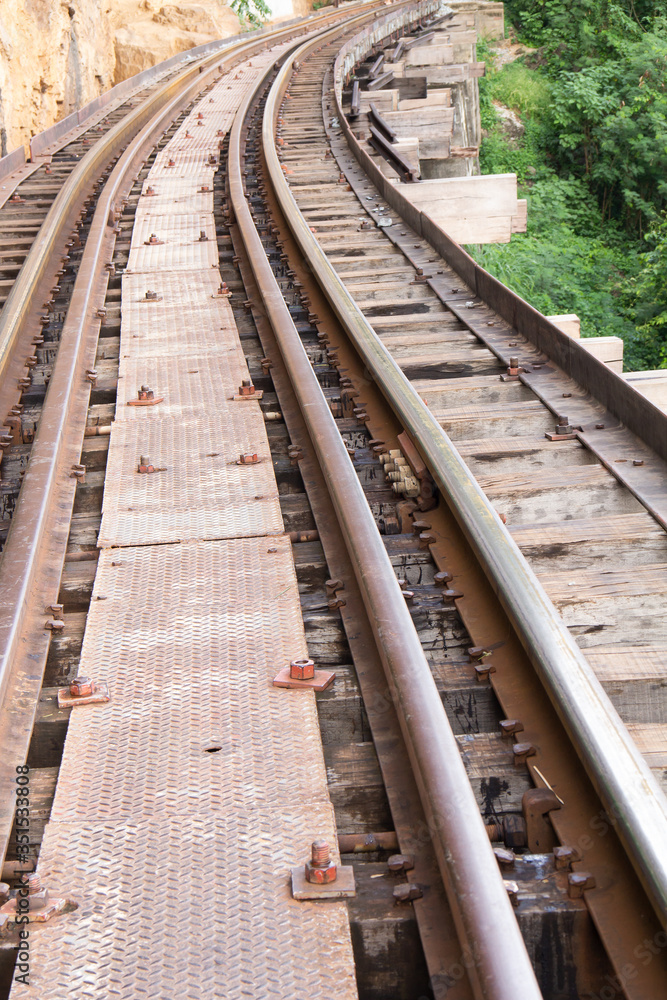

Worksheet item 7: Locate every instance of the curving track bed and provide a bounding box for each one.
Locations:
[0,2,666,999]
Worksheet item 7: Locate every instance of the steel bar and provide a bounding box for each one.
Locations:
[368,53,385,78]
[369,102,398,142]
[368,125,418,180]
[350,79,361,117]
[230,24,544,1000]
[366,70,395,90]
[268,23,667,933]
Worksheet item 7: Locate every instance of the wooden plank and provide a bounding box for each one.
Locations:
[455,436,596,474]
[432,400,553,442]
[510,513,667,571]
[477,465,645,523]
[585,647,667,724]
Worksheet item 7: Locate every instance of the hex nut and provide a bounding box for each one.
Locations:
[304,859,337,884]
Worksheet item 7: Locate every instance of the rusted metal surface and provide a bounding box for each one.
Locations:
[268,26,667,937]
[230,222,471,998]
[232,26,544,1000]
[9,44,360,996]
[0,0,370,906]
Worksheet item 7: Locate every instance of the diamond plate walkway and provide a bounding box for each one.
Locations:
[14,45,358,1000]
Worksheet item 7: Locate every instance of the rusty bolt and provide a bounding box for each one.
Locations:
[513,742,537,764]
[145,186,155,196]
[260,357,272,372]
[70,676,94,698]
[418,532,436,549]
[238,452,258,465]
[167,158,176,167]
[504,880,520,907]
[493,847,515,869]
[198,230,208,242]
[145,290,159,301]
[305,840,337,884]
[393,883,422,902]
[290,658,315,680]
[500,719,524,738]
[553,845,580,870]
[433,571,453,586]
[138,386,154,401]
[441,588,463,602]
[595,423,605,430]
[137,456,155,474]
[387,854,414,873]
[146,233,160,245]
[238,379,255,396]
[325,579,344,597]
[633,459,644,467]
[567,872,596,898]
[474,661,496,682]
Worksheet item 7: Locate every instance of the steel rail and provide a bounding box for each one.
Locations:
[0,3,374,713]
[0,7,345,421]
[264,25,667,931]
[0,6,379,874]
[229,14,544,1000]
[0,24,283,871]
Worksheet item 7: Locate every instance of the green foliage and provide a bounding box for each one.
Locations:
[550,34,667,228]
[229,0,270,27]
[467,178,640,348]
[484,59,552,118]
[627,213,667,367]
[469,2,667,369]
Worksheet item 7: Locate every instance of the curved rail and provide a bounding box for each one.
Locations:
[229,12,544,1000]
[0,1,387,866]
[261,20,667,933]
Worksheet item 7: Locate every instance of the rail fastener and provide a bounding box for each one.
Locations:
[127,385,164,407]
[291,840,355,900]
[273,657,335,692]
[57,677,110,708]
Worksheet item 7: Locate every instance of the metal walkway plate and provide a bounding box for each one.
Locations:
[120,271,234,355]
[98,414,281,547]
[52,538,332,820]
[117,353,250,422]
[13,41,358,1000]
[18,536,356,999]
[21,812,357,1000]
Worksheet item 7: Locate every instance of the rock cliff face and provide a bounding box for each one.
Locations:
[111,0,242,84]
[0,0,116,155]
[0,0,312,156]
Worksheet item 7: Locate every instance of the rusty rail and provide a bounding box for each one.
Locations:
[0,1,380,874]
[265,13,667,935]
[368,103,398,142]
[230,11,545,1000]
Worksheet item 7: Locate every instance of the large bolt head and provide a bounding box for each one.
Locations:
[305,860,337,884]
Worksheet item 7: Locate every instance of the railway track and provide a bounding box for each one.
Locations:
[0,2,666,998]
